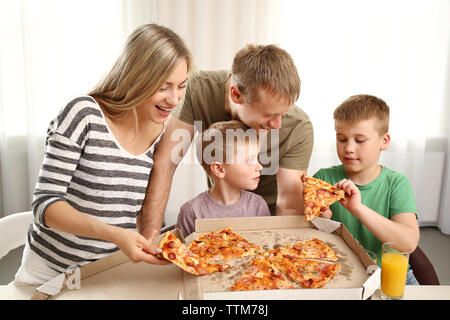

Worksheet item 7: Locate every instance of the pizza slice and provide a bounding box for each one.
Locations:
[302,176,346,221]
[188,228,261,262]
[283,238,338,262]
[228,255,295,291]
[158,232,230,275]
[266,249,339,289]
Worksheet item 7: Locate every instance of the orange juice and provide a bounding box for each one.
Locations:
[381,252,408,298]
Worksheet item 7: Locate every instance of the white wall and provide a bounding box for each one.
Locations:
[164,135,448,227]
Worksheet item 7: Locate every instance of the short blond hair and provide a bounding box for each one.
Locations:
[231,44,300,105]
[196,120,259,176]
[89,24,193,118]
[334,94,390,135]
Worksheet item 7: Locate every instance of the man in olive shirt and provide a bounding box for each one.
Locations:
[140,44,314,239]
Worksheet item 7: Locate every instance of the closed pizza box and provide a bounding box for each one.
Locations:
[182,216,380,300]
[27,216,379,300]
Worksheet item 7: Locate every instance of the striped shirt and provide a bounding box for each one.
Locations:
[27,96,163,273]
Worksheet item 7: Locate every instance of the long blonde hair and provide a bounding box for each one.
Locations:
[89,24,193,118]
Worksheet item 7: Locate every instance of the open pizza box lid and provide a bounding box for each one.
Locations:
[28,229,186,300]
[183,216,380,300]
[26,216,379,300]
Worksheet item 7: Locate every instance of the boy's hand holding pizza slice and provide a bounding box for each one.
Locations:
[301,176,346,221]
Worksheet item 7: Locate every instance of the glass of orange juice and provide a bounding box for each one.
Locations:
[380,242,410,300]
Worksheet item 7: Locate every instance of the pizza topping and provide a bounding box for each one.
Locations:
[285,254,296,261]
[271,271,283,279]
[197,267,208,275]
[168,252,176,260]
[247,265,258,275]
[167,241,176,249]
[317,188,331,195]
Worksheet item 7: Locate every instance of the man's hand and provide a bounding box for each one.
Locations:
[139,115,195,239]
[275,168,306,215]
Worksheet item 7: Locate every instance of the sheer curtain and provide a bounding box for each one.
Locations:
[2,0,450,234]
[277,0,450,233]
[0,0,126,217]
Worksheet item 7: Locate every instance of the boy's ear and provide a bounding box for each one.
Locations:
[210,162,225,178]
[380,132,391,151]
[230,84,244,104]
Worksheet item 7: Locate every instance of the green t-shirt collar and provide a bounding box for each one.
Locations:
[340,165,386,191]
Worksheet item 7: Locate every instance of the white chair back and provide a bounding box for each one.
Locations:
[0,211,33,259]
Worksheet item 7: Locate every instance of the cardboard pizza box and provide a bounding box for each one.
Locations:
[28,229,186,300]
[182,216,380,300]
[26,216,379,300]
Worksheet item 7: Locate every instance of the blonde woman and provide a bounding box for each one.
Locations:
[13,24,193,285]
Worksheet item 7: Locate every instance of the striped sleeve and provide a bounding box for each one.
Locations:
[32,97,99,227]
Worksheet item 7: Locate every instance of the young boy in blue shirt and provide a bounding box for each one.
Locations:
[314,94,420,284]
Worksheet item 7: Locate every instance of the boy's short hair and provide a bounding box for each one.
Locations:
[334,94,390,135]
[231,44,300,105]
[196,120,259,176]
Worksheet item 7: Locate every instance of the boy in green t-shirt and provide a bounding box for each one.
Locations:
[313,94,420,284]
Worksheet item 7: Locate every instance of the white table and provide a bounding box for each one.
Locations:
[1,284,450,300]
[0,284,36,300]
[371,286,450,300]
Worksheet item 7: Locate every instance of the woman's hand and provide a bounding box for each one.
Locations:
[113,228,167,265]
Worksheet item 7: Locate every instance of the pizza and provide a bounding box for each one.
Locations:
[159,227,340,291]
[265,249,339,288]
[188,228,262,261]
[157,231,230,275]
[302,176,346,221]
[282,238,338,262]
[228,255,295,291]
[227,235,339,291]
